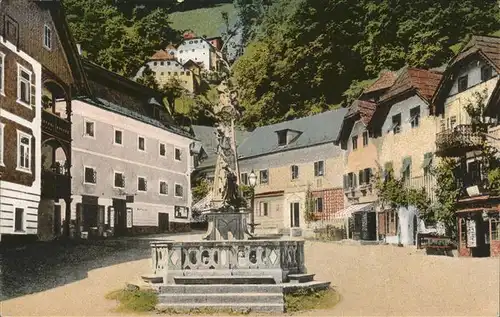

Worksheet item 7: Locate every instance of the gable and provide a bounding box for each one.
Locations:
[1,0,88,94]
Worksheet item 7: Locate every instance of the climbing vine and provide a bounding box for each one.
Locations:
[304,184,317,223]
[374,166,431,217]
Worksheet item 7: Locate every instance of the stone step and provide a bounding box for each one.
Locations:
[141,274,163,284]
[158,292,284,305]
[160,284,284,294]
[156,302,284,313]
[288,273,315,284]
[282,281,331,294]
[174,275,276,285]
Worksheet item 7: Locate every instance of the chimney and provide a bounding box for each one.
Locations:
[76,44,82,56]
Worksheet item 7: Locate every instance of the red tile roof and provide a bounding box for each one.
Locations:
[150,49,176,61]
[347,99,377,125]
[363,70,397,94]
[455,35,500,69]
[381,67,442,102]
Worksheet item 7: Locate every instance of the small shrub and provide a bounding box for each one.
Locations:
[105,288,158,312]
[284,288,340,313]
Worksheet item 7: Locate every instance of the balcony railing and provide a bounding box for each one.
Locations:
[41,170,71,199]
[404,175,436,203]
[435,124,483,157]
[42,110,71,141]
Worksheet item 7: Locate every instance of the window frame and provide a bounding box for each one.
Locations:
[113,171,125,189]
[159,180,168,196]
[174,183,184,198]
[291,165,299,180]
[159,142,167,157]
[0,122,4,166]
[83,119,96,139]
[14,208,24,232]
[481,65,493,82]
[113,128,123,146]
[410,106,421,128]
[260,201,269,216]
[0,52,5,96]
[83,166,97,185]
[17,64,32,108]
[314,160,324,177]
[16,130,31,173]
[315,197,323,213]
[277,130,287,146]
[362,131,369,147]
[259,169,269,184]
[137,176,148,192]
[174,147,182,161]
[351,135,358,150]
[43,23,52,50]
[391,114,401,134]
[457,75,468,93]
[240,172,248,185]
[137,136,146,152]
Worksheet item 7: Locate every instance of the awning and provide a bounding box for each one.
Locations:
[255,190,284,198]
[334,203,375,219]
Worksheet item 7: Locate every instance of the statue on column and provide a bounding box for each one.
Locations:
[209,79,243,212]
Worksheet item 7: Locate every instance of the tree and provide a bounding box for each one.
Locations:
[64,0,181,77]
[233,0,500,128]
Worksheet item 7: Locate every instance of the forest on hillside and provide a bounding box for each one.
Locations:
[64,0,500,129]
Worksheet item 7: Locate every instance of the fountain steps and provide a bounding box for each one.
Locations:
[159,284,284,294]
[156,302,285,313]
[174,275,276,285]
[158,292,284,304]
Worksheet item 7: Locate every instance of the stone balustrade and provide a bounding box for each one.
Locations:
[151,239,306,284]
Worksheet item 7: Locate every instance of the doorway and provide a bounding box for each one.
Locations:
[113,199,127,236]
[290,202,300,228]
[158,213,169,233]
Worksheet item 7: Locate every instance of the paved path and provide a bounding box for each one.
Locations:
[1,236,499,316]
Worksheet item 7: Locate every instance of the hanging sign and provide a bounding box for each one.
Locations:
[466,219,477,248]
[126,208,133,228]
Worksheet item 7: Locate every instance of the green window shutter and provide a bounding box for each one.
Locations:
[359,170,364,184]
[422,152,433,168]
[401,156,412,173]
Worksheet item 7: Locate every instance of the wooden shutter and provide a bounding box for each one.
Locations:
[30,75,36,107]
[359,170,364,185]
[343,175,348,190]
[353,173,357,187]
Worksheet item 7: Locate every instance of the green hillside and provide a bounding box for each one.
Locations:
[169,3,237,38]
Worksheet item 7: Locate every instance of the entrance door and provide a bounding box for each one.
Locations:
[54,205,61,237]
[290,202,300,228]
[158,213,169,233]
[113,199,127,236]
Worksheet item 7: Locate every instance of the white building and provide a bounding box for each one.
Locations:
[176,37,218,72]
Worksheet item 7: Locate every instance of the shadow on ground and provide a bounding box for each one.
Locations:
[0,236,154,301]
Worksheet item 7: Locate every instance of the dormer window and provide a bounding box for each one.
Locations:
[481,65,493,82]
[277,130,287,146]
[458,75,468,93]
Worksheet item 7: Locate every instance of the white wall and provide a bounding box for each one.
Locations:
[176,38,213,71]
[68,99,194,225]
[0,36,42,236]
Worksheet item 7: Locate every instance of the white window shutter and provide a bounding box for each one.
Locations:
[30,82,36,107]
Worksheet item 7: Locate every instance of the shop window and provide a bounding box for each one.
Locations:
[492,219,500,241]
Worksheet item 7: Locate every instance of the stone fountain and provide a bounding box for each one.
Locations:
[146,80,330,313]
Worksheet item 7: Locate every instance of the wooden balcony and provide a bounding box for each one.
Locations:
[42,110,71,141]
[404,175,436,203]
[435,125,483,157]
[41,170,71,199]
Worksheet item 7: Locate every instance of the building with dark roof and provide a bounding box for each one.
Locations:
[234,108,348,235]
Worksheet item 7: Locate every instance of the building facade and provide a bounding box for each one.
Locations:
[136,49,201,94]
[0,0,88,242]
[237,109,347,235]
[57,60,196,238]
[432,35,500,257]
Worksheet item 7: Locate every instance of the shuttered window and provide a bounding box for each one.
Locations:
[0,123,4,166]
